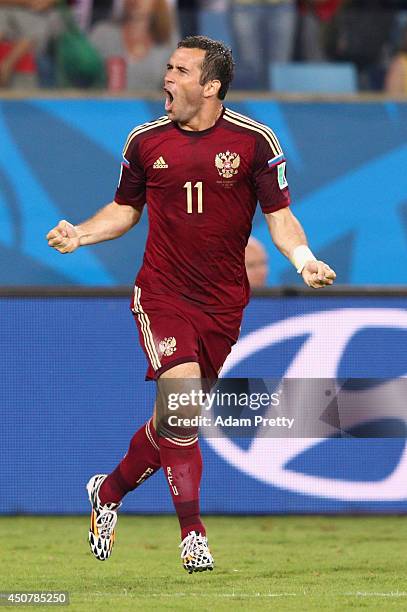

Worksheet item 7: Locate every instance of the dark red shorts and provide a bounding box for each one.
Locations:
[131,285,243,381]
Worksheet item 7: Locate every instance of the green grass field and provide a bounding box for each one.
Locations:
[1,516,406,611]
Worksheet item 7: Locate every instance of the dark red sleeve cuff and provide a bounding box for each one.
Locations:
[114,193,145,210]
[260,196,290,214]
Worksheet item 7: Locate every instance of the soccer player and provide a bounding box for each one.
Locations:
[46,35,336,573]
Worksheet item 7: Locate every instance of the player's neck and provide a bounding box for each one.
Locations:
[178,104,223,132]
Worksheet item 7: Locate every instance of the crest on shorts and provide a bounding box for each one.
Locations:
[159,336,177,357]
[215,151,240,179]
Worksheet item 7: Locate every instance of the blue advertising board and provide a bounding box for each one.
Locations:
[0,99,406,286]
[1,294,407,514]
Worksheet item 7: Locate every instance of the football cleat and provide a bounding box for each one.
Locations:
[179,531,214,574]
[86,474,121,561]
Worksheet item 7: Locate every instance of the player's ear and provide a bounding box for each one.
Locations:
[203,79,221,98]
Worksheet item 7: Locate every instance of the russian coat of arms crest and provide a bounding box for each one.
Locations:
[158,336,177,357]
[215,151,240,179]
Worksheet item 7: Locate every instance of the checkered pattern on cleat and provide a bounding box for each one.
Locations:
[88,528,114,561]
[86,474,121,562]
[179,532,214,574]
[88,474,106,511]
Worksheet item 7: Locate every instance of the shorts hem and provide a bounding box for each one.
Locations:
[146,355,200,381]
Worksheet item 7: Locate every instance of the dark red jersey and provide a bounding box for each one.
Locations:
[115,107,290,312]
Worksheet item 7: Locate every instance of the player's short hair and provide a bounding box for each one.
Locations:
[177,35,234,100]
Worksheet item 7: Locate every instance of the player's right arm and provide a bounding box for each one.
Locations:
[47,125,148,254]
[46,201,142,254]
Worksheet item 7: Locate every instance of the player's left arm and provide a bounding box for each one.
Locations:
[264,207,336,288]
[252,128,335,287]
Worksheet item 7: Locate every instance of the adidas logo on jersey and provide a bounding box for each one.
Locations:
[153,156,168,169]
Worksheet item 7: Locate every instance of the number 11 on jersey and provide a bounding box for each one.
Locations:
[184,181,203,214]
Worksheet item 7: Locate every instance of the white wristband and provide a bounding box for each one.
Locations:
[291,245,317,274]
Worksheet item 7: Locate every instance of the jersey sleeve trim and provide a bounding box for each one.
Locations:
[114,194,145,210]
[267,153,285,168]
[123,116,171,157]
[223,108,283,157]
[261,198,290,214]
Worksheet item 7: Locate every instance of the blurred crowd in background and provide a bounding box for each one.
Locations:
[0,0,406,94]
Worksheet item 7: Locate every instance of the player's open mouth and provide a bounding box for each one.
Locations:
[164,89,174,112]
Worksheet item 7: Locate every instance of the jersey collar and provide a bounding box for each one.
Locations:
[173,106,225,137]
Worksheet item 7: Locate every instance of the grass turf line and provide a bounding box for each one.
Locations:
[0,515,406,611]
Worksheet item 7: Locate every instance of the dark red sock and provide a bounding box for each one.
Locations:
[99,418,161,505]
[159,435,205,540]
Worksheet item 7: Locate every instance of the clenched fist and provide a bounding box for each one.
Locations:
[302,260,336,289]
[46,220,80,254]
